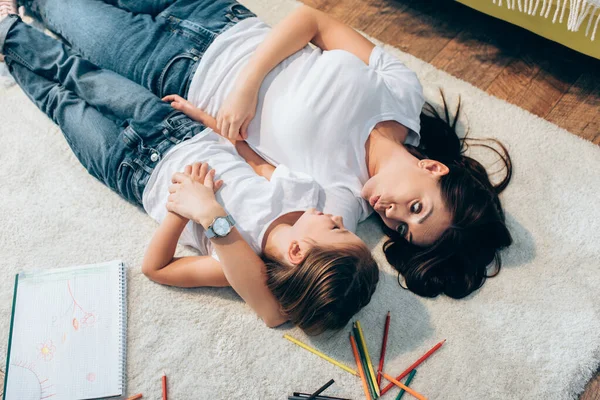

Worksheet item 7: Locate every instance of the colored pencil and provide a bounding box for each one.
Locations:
[382,372,426,400]
[395,369,417,400]
[283,334,358,376]
[350,333,372,400]
[380,339,446,395]
[126,394,143,400]
[377,311,391,387]
[352,323,377,399]
[288,397,349,400]
[308,379,335,399]
[293,392,351,400]
[355,321,381,397]
[162,372,167,400]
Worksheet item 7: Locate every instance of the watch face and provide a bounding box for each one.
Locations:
[213,217,231,237]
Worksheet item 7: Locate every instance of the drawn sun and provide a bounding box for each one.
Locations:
[38,340,56,362]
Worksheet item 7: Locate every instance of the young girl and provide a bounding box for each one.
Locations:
[138,108,379,335]
[0,13,378,335]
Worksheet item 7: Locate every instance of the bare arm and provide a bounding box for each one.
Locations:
[238,4,376,92]
[141,211,229,287]
[233,141,275,181]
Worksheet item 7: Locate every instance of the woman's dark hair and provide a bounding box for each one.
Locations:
[382,89,513,299]
[264,244,379,336]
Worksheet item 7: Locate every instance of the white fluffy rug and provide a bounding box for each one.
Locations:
[1,0,599,398]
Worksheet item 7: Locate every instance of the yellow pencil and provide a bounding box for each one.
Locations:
[283,334,357,376]
[382,372,427,400]
[355,321,381,397]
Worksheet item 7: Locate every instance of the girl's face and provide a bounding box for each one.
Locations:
[290,208,364,250]
[361,159,453,247]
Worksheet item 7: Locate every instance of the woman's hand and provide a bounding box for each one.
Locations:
[216,83,259,141]
[167,162,224,226]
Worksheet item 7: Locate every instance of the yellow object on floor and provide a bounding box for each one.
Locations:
[457,0,600,59]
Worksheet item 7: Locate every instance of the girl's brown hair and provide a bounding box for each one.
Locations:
[382,89,513,299]
[264,244,379,336]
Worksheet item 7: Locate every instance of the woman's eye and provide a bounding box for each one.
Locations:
[410,202,422,214]
[396,223,408,236]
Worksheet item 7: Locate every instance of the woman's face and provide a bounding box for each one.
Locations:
[361,159,453,247]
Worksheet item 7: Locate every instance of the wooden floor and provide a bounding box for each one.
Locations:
[299,0,600,398]
[302,0,600,144]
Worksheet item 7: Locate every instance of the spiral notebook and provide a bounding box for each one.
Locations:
[3,260,127,400]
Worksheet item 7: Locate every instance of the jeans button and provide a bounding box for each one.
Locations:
[150,152,160,162]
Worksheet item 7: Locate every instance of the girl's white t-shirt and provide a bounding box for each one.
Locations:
[187,17,425,233]
[142,129,321,258]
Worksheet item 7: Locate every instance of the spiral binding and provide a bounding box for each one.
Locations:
[117,261,128,395]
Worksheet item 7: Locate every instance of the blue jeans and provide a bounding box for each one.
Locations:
[19,0,256,98]
[0,15,208,206]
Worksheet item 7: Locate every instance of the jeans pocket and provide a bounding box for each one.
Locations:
[224,3,256,23]
[165,16,216,50]
[116,158,145,206]
[158,52,199,98]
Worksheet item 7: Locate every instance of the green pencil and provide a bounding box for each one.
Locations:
[352,323,378,399]
[395,369,417,400]
[355,321,381,397]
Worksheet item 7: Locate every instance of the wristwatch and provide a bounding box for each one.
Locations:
[205,215,236,239]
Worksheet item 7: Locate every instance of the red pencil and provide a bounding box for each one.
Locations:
[376,311,391,387]
[380,339,446,395]
[162,372,168,400]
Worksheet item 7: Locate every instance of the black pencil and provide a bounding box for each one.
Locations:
[307,379,335,399]
[293,393,351,400]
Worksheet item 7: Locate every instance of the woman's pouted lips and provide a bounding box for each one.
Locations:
[369,195,381,207]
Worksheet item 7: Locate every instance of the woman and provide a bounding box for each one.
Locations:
[2,0,513,299]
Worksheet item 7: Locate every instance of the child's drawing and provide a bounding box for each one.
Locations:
[67,280,96,330]
[38,341,56,362]
[8,361,55,399]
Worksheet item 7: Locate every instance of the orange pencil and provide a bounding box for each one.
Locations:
[377,311,391,387]
[380,339,446,395]
[382,372,427,400]
[162,372,168,400]
[126,394,143,400]
[349,334,372,400]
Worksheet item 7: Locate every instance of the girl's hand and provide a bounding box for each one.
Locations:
[216,83,259,141]
[167,162,224,224]
[162,95,213,127]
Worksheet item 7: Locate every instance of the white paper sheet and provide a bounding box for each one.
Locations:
[5,261,125,400]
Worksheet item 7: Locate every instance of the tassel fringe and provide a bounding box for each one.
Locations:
[492,0,600,40]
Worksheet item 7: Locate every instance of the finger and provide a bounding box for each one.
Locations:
[171,172,189,184]
[162,95,175,102]
[240,119,251,140]
[191,162,201,178]
[170,101,183,111]
[221,120,230,139]
[184,164,193,175]
[204,168,215,190]
[215,179,224,192]
[198,162,209,183]
[228,120,240,141]
[168,183,180,193]
[216,111,222,133]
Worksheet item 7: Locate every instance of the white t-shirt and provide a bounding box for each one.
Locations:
[142,129,321,258]
[187,17,425,232]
